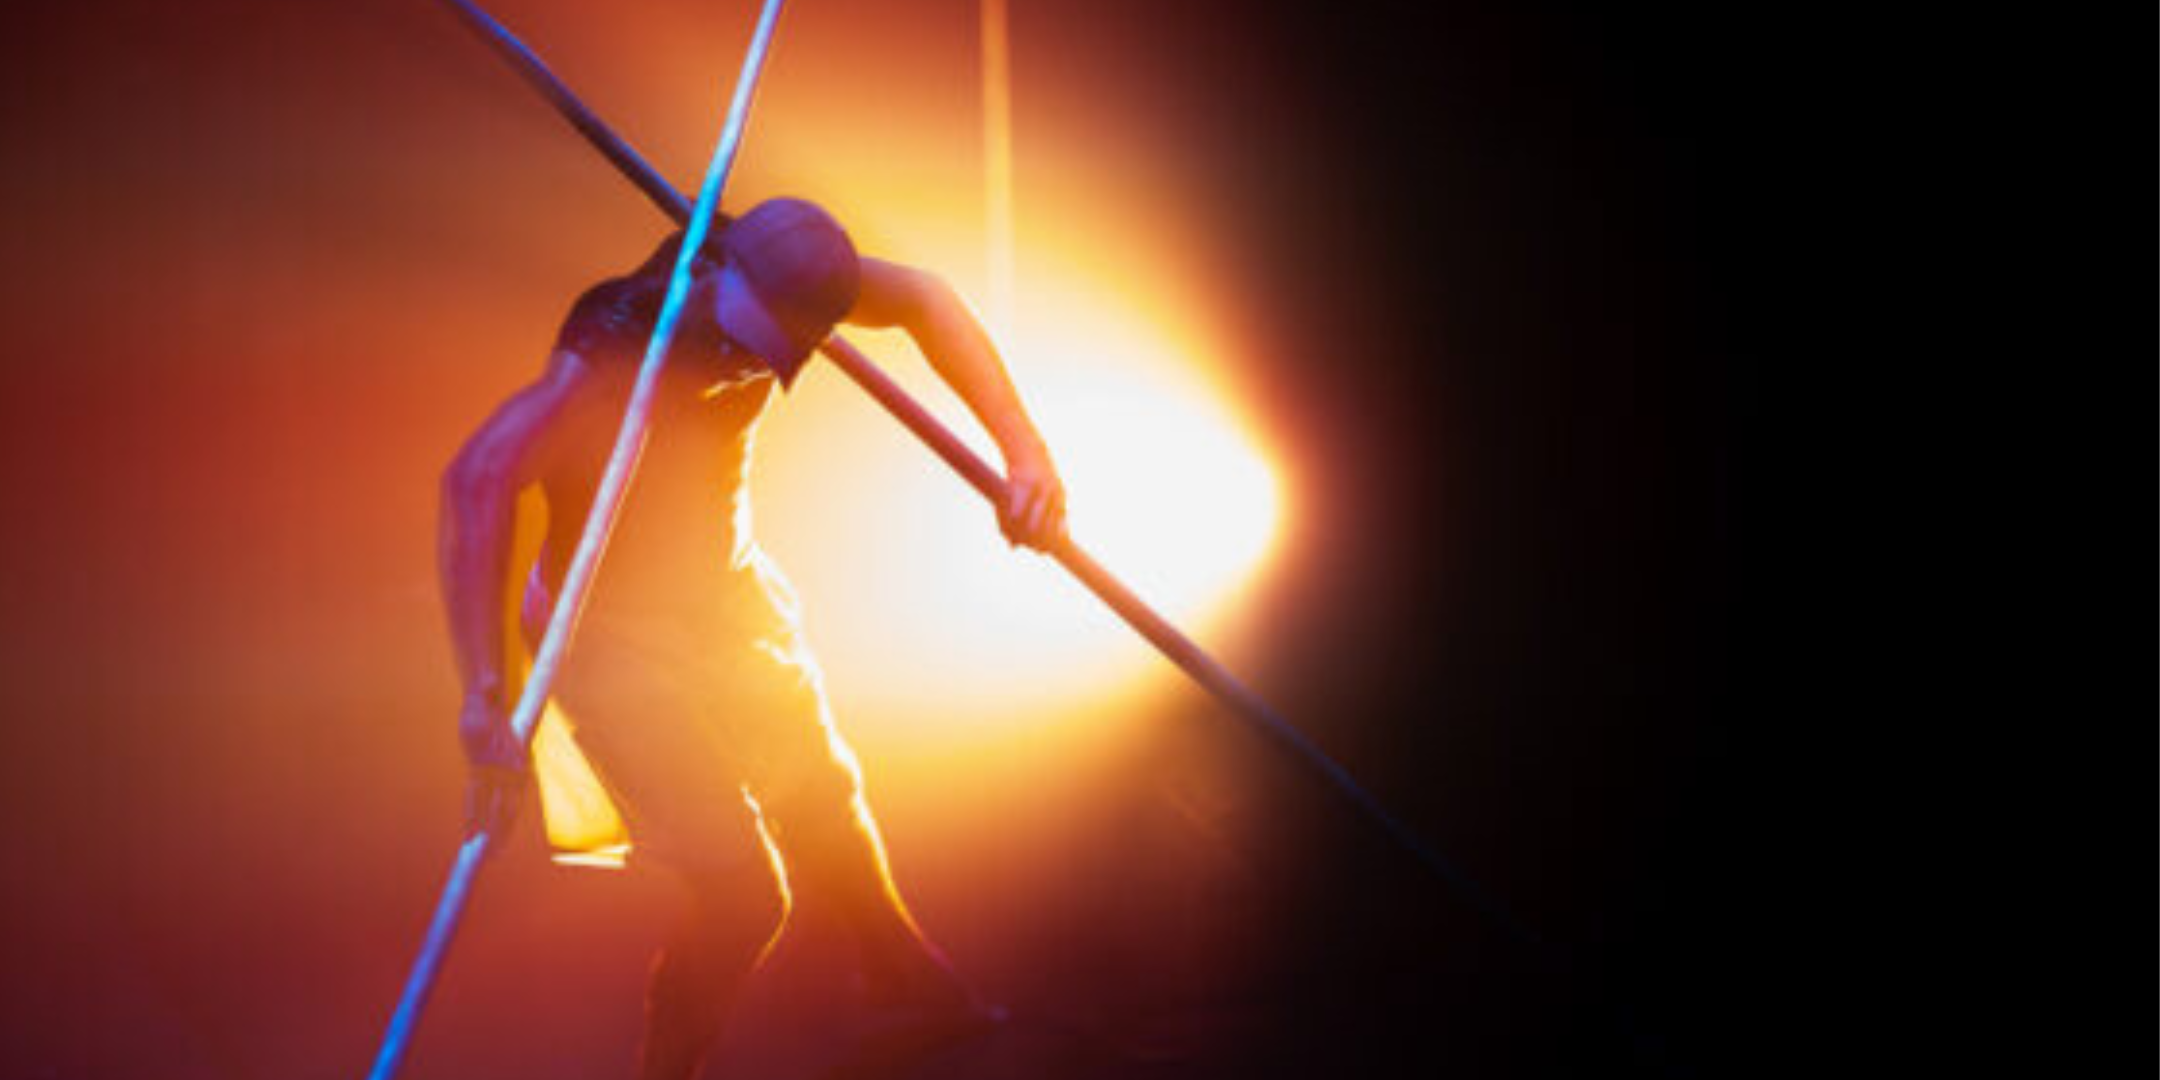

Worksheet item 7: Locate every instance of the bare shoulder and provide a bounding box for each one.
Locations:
[555,270,663,366]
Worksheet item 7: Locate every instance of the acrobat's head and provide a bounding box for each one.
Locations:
[712,197,860,387]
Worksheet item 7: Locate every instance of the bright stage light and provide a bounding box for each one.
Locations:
[986,339,1281,632]
[751,283,1283,743]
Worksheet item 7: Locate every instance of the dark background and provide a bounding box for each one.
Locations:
[0,1,2123,1078]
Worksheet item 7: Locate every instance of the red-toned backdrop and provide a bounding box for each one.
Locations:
[0,1,1837,1077]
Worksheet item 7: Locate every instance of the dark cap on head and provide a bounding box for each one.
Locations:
[713,198,860,386]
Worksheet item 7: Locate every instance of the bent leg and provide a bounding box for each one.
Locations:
[733,643,988,1015]
[771,789,973,1009]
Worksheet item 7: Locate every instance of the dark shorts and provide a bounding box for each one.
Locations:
[546,596,865,877]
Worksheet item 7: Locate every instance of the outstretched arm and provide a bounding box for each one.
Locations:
[438,350,600,820]
[844,257,1066,548]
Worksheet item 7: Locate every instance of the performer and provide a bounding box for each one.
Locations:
[440,197,1066,1080]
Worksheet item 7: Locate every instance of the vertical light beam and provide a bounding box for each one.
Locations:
[981,0,1016,337]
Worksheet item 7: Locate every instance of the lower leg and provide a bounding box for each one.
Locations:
[776,798,984,1013]
[637,867,788,1080]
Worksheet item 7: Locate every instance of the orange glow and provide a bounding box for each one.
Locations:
[980,0,1015,335]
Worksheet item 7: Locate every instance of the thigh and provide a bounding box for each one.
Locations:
[554,629,766,875]
[721,632,865,833]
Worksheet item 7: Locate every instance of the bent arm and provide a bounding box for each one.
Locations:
[845,257,1065,545]
[439,351,598,740]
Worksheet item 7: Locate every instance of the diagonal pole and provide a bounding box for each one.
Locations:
[365,3,788,1077]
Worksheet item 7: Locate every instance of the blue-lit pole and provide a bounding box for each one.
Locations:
[364,2,789,1076]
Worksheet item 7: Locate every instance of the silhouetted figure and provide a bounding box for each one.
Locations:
[440,198,1065,1080]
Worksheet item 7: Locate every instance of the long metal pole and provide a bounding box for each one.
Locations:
[366,3,788,1077]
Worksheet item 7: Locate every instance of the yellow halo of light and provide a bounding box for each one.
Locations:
[750,283,1282,744]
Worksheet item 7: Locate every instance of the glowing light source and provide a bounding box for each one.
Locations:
[982,341,1281,634]
[753,276,1283,742]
